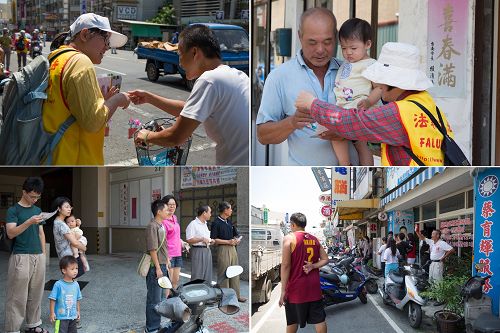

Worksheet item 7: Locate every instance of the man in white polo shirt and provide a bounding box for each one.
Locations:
[186,205,214,282]
[416,229,455,284]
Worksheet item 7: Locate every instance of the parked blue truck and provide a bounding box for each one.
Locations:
[136,23,249,89]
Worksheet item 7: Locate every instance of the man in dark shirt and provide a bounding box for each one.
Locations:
[210,201,246,302]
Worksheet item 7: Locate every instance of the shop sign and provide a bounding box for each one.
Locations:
[475,169,500,316]
[385,167,420,191]
[319,193,331,204]
[427,0,467,97]
[331,167,350,207]
[181,167,237,188]
[440,217,472,248]
[321,205,333,217]
[354,167,372,200]
[117,6,137,20]
[368,223,377,233]
[311,167,331,192]
[119,183,128,226]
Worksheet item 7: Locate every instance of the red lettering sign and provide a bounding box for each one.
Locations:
[481,220,493,238]
[479,239,494,257]
[481,201,496,218]
[414,113,430,128]
[478,258,494,275]
[483,278,493,293]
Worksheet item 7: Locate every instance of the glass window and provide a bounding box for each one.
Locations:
[422,202,436,220]
[439,192,465,214]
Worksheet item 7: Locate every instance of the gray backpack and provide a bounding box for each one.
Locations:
[0,49,76,165]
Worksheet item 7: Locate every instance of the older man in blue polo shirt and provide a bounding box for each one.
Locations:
[256,7,359,166]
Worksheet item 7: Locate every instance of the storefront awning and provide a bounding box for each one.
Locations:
[335,198,380,220]
[380,167,445,206]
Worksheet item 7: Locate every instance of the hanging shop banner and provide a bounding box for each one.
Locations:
[387,210,414,234]
[311,167,331,192]
[427,0,468,97]
[119,183,128,226]
[181,167,237,189]
[331,167,350,207]
[440,217,473,248]
[474,169,500,316]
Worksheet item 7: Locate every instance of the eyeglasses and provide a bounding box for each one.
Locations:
[61,205,73,210]
[167,203,177,207]
[93,31,110,48]
[28,194,41,200]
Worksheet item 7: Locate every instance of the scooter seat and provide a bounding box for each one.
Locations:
[320,272,341,284]
[388,271,404,285]
[473,313,500,333]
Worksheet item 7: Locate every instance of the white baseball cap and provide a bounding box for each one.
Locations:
[70,13,127,48]
[362,42,433,91]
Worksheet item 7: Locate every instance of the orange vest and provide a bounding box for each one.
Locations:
[381,91,454,166]
[42,47,105,165]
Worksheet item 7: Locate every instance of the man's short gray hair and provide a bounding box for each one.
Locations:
[299,7,337,36]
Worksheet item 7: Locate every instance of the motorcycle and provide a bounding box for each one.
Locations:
[379,263,427,328]
[320,256,368,307]
[359,262,379,294]
[462,263,500,333]
[155,265,243,333]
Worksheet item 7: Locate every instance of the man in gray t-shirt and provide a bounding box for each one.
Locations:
[130,24,249,166]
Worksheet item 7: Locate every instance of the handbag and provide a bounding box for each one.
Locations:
[137,226,166,277]
[0,222,13,252]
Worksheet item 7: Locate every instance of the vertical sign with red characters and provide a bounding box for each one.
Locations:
[475,169,500,316]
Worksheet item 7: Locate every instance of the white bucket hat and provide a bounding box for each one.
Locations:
[362,42,433,91]
[70,13,127,48]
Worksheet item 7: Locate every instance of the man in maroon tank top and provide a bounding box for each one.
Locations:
[279,213,329,333]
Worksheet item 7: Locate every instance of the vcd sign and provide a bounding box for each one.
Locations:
[117,6,137,20]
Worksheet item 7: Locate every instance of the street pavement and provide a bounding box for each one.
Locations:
[251,279,438,333]
[0,251,249,333]
[5,44,216,166]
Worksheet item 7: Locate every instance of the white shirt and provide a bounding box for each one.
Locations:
[186,217,211,246]
[378,244,387,262]
[425,238,453,261]
[181,65,249,165]
[383,247,400,264]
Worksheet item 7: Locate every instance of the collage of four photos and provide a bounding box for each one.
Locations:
[0,0,499,333]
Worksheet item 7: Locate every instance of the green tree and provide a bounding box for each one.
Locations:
[150,4,176,25]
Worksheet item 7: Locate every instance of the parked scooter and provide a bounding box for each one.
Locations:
[359,262,379,294]
[462,263,500,333]
[155,266,243,333]
[320,256,368,306]
[379,264,426,328]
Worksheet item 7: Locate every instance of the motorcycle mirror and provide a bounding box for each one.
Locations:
[226,265,243,279]
[158,276,173,289]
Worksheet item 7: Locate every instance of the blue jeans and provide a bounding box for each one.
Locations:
[146,264,168,332]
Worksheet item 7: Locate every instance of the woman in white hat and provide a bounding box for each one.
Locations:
[42,13,130,165]
[295,42,456,166]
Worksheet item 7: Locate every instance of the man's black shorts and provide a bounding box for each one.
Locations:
[284,299,326,328]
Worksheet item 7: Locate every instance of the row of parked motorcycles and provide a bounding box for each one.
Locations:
[323,245,500,332]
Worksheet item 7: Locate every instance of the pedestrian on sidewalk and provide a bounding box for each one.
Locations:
[406,233,417,265]
[415,229,455,285]
[279,213,329,333]
[15,30,29,70]
[377,236,387,277]
[161,195,188,294]
[0,28,11,71]
[49,256,82,333]
[210,201,246,302]
[52,197,87,279]
[4,177,49,333]
[186,205,214,282]
[43,13,130,165]
[144,199,171,333]
[383,237,400,278]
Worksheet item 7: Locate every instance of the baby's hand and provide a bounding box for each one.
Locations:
[75,219,81,227]
[295,91,315,112]
[357,99,371,110]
